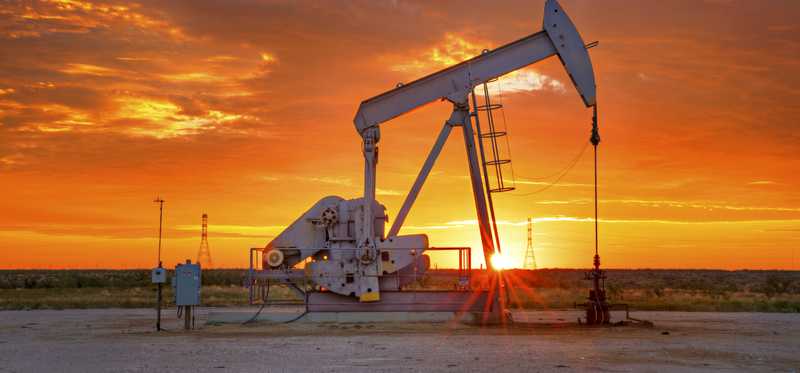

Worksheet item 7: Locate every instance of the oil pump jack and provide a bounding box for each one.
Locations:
[254,0,602,321]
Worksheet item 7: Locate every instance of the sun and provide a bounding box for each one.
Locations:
[490,253,514,271]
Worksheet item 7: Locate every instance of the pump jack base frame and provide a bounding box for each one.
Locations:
[307,290,493,314]
[246,289,505,325]
[306,290,506,325]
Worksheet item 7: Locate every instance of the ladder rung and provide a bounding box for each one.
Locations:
[474,81,515,197]
[480,131,507,139]
[475,103,503,111]
[489,186,516,193]
[485,159,512,166]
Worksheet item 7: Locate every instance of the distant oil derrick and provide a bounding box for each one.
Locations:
[523,217,537,270]
[197,213,213,268]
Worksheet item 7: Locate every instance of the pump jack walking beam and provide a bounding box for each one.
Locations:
[354,2,597,132]
[354,0,597,270]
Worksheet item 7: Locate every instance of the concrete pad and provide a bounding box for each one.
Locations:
[305,311,458,323]
[207,306,466,324]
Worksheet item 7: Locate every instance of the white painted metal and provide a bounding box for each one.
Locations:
[151,267,166,284]
[354,31,556,134]
[264,196,426,301]
[543,0,596,107]
[265,249,284,267]
[358,126,381,301]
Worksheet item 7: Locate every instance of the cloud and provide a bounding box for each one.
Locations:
[175,224,283,239]
[608,199,800,213]
[259,52,276,63]
[2,0,188,40]
[387,33,564,94]
[376,188,404,196]
[160,72,225,83]
[288,175,404,196]
[0,153,25,166]
[535,199,589,205]
[60,63,120,76]
[204,55,237,63]
[513,179,592,187]
[0,87,256,139]
[0,223,275,239]
[111,97,248,138]
[533,198,800,213]
[490,69,566,94]
[402,217,800,231]
[5,84,111,112]
[295,176,354,187]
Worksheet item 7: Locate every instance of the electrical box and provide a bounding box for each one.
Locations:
[173,261,201,306]
[151,267,166,284]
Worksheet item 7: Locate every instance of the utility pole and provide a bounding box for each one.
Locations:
[154,197,165,331]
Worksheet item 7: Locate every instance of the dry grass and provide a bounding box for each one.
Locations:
[1,269,798,312]
[0,286,250,310]
[501,287,800,313]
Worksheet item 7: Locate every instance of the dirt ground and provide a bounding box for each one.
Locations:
[0,308,798,372]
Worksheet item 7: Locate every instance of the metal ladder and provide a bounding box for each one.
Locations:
[470,79,516,254]
[474,80,515,194]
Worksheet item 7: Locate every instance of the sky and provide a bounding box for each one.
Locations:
[0,0,798,270]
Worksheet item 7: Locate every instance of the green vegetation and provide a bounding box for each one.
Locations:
[0,269,798,312]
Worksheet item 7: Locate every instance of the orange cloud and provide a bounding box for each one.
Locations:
[60,63,120,76]
[114,97,245,139]
[387,33,565,94]
[5,0,188,40]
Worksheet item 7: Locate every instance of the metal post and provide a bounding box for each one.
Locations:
[248,248,254,304]
[457,99,496,268]
[156,263,162,331]
[459,248,463,287]
[468,248,472,289]
[155,198,164,263]
[184,306,192,330]
[153,197,164,332]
